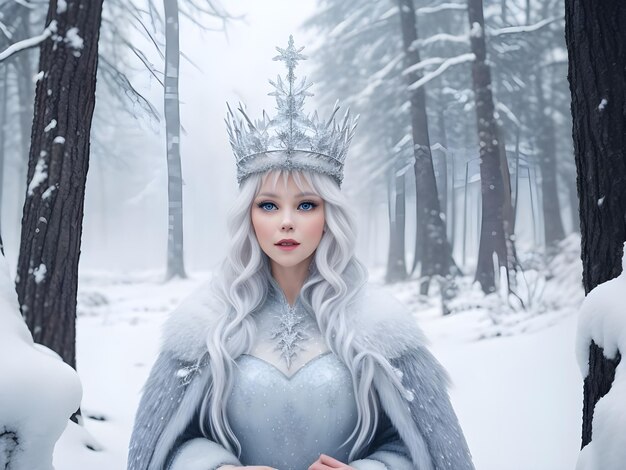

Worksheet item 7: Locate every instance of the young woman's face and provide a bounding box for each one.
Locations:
[251,173,325,271]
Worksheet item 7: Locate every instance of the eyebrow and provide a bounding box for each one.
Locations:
[256,192,319,198]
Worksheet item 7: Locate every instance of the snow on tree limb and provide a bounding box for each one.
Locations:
[0,20,56,63]
[495,102,522,128]
[408,52,475,91]
[490,16,563,37]
[411,32,469,50]
[416,2,467,15]
[0,19,13,39]
[403,56,450,75]
[379,2,467,20]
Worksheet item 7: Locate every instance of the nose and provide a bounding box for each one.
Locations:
[281,213,294,231]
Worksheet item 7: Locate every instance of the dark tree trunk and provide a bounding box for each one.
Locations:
[468,0,509,294]
[385,156,408,283]
[564,0,626,449]
[397,0,457,291]
[164,0,186,280]
[435,106,448,224]
[535,70,565,250]
[16,0,105,370]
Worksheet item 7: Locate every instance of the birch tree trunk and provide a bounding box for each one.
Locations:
[163,0,186,280]
[16,0,104,369]
[397,0,457,293]
[468,0,509,294]
[564,0,625,448]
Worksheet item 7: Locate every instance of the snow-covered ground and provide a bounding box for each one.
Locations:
[53,268,584,469]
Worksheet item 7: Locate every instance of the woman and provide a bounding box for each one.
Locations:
[128,37,474,470]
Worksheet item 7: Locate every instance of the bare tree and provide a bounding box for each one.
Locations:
[15,0,105,369]
[163,0,186,279]
[564,0,625,448]
[467,0,512,294]
[397,0,458,294]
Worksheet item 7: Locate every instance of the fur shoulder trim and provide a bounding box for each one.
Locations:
[161,281,426,362]
[348,283,429,359]
[160,281,222,363]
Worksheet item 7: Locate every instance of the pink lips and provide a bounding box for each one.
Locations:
[275,239,300,251]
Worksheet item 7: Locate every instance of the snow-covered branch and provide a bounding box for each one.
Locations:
[416,2,466,15]
[379,2,467,20]
[490,16,563,37]
[495,102,521,128]
[408,52,475,91]
[0,20,55,63]
[403,56,449,75]
[0,19,13,40]
[411,32,469,50]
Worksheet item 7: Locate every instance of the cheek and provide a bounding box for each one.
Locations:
[251,212,270,244]
[305,212,325,240]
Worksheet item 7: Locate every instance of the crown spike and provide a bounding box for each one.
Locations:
[225,36,357,186]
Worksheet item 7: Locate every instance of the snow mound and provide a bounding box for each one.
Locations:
[0,254,82,470]
[575,242,626,470]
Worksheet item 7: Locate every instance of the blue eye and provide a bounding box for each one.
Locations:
[258,202,277,211]
[299,201,317,211]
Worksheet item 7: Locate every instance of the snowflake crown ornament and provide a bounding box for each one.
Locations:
[225,35,358,187]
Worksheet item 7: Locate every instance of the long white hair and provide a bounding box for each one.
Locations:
[199,169,401,460]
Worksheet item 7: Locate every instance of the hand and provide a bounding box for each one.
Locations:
[308,454,355,470]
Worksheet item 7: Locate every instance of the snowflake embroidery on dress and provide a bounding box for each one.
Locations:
[270,303,310,369]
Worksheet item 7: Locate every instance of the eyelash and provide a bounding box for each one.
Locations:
[257,201,319,212]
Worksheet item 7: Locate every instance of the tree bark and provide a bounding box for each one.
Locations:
[468,0,509,294]
[397,0,457,291]
[16,0,105,370]
[164,0,186,280]
[564,0,626,449]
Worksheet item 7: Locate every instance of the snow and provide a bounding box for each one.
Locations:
[574,243,626,469]
[27,157,48,196]
[408,53,475,91]
[33,264,47,284]
[490,16,562,37]
[470,22,482,39]
[0,20,57,62]
[412,33,469,49]
[416,3,466,15]
[598,99,607,111]
[64,28,84,50]
[0,254,82,470]
[33,71,44,83]
[53,136,66,145]
[44,119,58,133]
[57,0,67,14]
[42,185,56,200]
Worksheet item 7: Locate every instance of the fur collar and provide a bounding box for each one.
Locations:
[160,281,427,363]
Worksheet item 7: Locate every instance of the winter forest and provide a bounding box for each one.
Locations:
[0,0,625,469]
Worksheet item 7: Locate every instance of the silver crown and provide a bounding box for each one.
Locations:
[225,36,358,186]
